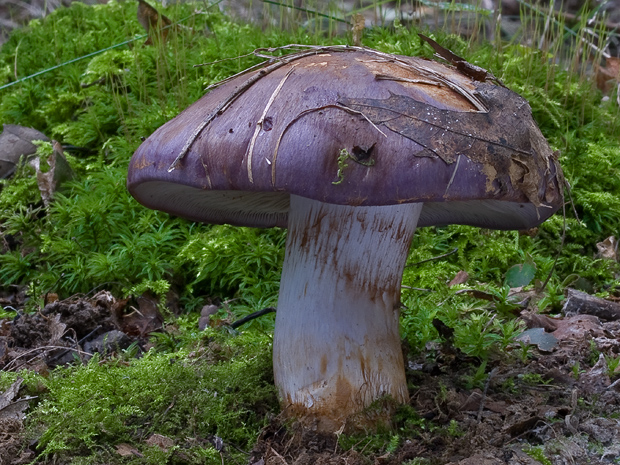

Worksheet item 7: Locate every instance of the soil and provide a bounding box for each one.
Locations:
[4,289,620,464]
[0,290,160,372]
[246,310,620,464]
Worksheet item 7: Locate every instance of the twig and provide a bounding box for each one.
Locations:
[406,247,458,268]
[46,324,101,365]
[270,446,289,465]
[168,49,324,172]
[355,437,374,455]
[2,345,93,372]
[58,281,125,304]
[444,154,462,196]
[418,33,504,88]
[203,60,269,90]
[401,285,432,292]
[230,307,276,329]
[476,367,498,423]
[271,103,387,185]
[481,314,496,333]
[194,51,257,68]
[333,422,345,454]
[246,66,296,183]
[225,441,251,456]
[80,76,106,88]
[177,42,491,174]
[0,395,37,413]
[375,74,442,87]
[83,281,125,298]
[161,399,175,419]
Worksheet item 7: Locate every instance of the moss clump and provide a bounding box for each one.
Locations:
[24,328,276,463]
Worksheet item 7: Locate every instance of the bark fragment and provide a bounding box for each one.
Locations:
[563,288,620,321]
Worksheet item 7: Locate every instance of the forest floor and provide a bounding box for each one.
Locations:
[3,288,620,464]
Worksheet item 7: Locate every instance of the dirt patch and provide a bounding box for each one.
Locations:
[249,313,620,465]
[0,291,167,463]
[40,294,119,339]
[0,417,34,465]
[0,291,162,372]
[3,290,620,464]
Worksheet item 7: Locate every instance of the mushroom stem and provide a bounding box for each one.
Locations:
[273,194,423,431]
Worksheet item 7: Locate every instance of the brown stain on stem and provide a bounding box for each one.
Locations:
[320,355,327,375]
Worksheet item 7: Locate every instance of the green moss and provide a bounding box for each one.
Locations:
[27,329,276,463]
[523,445,553,465]
[0,1,302,313]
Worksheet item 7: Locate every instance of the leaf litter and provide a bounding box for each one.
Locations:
[240,284,620,464]
[3,282,620,463]
[0,378,36,464]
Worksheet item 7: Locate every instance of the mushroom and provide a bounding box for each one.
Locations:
[127,45,563,432]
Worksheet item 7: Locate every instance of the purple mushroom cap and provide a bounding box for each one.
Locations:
[127,47,563,230]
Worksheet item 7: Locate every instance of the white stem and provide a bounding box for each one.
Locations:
[273,195,422,431]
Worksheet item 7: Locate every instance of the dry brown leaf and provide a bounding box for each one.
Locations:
[579,353,611,394]
[0,378,34,422]
[137,0,173,45]
[448,270,469,287]
[418,33,503,85]
[116,443,143,457]
[48,314,67,345]
[30,141,74,207]
[0,378,22,411]
[198,304,218,330]
[453,288,497,302]
[520,310,559,332]
[44,293,59,305]
[596,57,620,93]
[551,314,605,341]
[458,388,507,414]
[121,292,163,337]
[0,124,49,178]
[145,433,175,451]
[596,236,617,260]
